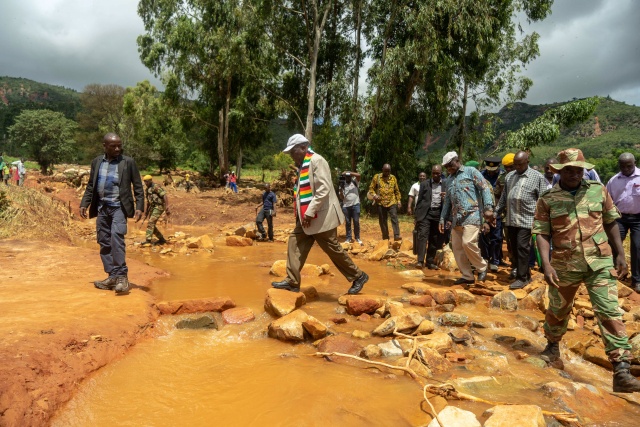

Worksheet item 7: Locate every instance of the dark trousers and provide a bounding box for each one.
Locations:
[342,204,361,240]
[378,204,400,240]
[416,211,444,265]
[507,226,532,282]
[480,217,503,266]
[256,209,274,240]
[615,214,640,285]
[96,205,128,277]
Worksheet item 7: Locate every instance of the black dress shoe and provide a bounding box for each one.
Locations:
[348,272,369,295]
[453,278,475,285]
[477,270,487,282]
[271,280,300,292]
[427,263,439,270]
[509,268,517,280]
[415,262,424,269]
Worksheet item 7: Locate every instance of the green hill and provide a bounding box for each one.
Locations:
[419,97,640,181]
[0,76,81,146]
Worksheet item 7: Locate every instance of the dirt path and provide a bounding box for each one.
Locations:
[0,241,165,427]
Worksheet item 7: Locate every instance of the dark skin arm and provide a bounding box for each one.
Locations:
[537,234,558,288]
[605,221,629,279]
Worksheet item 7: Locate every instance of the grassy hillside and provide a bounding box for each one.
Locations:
[0,76,81,149]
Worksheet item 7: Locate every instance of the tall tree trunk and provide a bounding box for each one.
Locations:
[350,0,362,171]
[236,146,243,181]
[217,108,225,177]
[223,76,232,174]
[456,80,469,157]
[305,0,333,142]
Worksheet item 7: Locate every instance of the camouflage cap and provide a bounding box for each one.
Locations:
[551,148,594,172]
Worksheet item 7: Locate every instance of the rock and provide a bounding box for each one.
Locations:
[417,332,453,354]
[363,344,382,359]
[541,381,628,422]
[245,229,258,239]
[456,290,476,305]
[301,286,319,302]
[382,249,397,259]
[475,354,510,374]
[264,288,307,317]
[523,357,547,369]
[438,313,468,327]
[301,263,324,276]
[483,405,545,427]
[378,339,405,357]
[387,301,408,317]
[410,294,433,307]
[345,295,384,316]
[419,347,452,373]
[156,297,235,315]
[160,248,173,254]
[435,246,459,272]
[234,222,254,236]
[431,289,458,306]
[445,352,467,363]
[618,281,634,298]
[401,282,432,294]
[268,310,310,342]
[414,319,436,335]
[515,314,539,332]
[330,317,347,324]
[185,238,200,248]
[372,312,423,336]
[512,289,527,300]
[222,307,255,324]
[449,329,472,344]
[629,334,640,360]
[427,406,480,427]
[399,239,413,252]
[352,330,371,339]
[518,295,541,311]
[584,346,613,369]
[397,357,432,377]
[491,290,518,311]
[269,260,288,276]
[369,239,389,261]
[226,235,253,246]
[196,234,214,249]
[435,304,455,312]
[302,316,328,340]
[175,314,218,329]
[513,351,529,360]
[512,339,534,351]
[317,335,363,361]
[494,335,516,345]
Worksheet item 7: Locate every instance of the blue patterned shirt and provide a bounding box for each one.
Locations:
[441,165,494,227]
[97,155,121,207]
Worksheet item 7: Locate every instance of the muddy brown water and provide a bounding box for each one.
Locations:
[53,235,640,426]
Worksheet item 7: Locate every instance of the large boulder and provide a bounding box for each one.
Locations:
[222,307,255,325]
[491,290,518,311]
[317,334,363,361]
[419,347,452,373]
[414,319,436,335]
[269,260,323,277]
[427,406,480,427]
[264,288,306,317]
[369,239,390,261]
[372,312,424,336]
[345,295,385,316]
[431,289,458,306]
[378,339,405,357]
[417,332,453,354]
[156,297,235,315]
[268,310,309,342]
[435,246,458,272]
[302,317,328,340]
[226,235,253,247]
[235,222,254,236]
[483,405,545,427]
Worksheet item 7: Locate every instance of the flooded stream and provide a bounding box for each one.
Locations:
[52,235,640,426]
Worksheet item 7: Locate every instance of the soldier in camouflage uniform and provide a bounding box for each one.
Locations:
[142,175,169,245]
[533,148,640,393]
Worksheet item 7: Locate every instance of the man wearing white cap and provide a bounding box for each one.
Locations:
[271,134,369,294]
[439,151,494,285]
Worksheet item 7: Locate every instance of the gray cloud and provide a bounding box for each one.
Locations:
[0,0,638,109]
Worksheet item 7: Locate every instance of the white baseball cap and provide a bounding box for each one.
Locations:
[283,134,309,152]
[442,151,458,166]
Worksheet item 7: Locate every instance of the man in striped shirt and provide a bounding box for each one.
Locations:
[496,151,547,289]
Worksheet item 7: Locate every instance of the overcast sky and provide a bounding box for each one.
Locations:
[1,0,639,107]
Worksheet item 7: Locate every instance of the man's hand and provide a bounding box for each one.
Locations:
[438,221,451,234]
[543,264,560,289]
[134,210,143,222]
[482,223,490,234]
[80,206,88,219]
[407,207,413,216]
[302,214,313,228]
[615,255,629,280]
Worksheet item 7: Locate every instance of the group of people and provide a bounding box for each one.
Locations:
[78,131,640,393]
[0,155,27,186]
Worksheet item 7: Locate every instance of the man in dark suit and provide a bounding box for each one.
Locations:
[414,165,446,269]
[80,133,144,294]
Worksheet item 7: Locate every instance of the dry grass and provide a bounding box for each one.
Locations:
[0,186,72,242]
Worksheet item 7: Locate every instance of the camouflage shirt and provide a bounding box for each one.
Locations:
[532,180,620,272]
[146,182,166,207]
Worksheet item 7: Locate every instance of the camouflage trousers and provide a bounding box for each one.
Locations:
[146,206,165,241]
[544,267,632,362]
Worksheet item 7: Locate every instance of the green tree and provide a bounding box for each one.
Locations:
[9,109,77,174]
[123,80,188,171]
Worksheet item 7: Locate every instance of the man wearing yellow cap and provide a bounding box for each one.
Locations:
[141,175,170,245]
[496,153,516,273]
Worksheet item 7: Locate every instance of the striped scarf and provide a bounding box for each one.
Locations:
[294,148,315,219]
